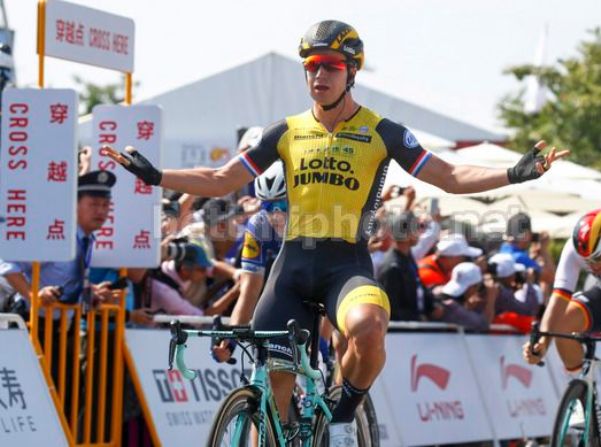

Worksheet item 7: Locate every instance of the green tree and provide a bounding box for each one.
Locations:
[73,75,139,115]
[498,28,601,169]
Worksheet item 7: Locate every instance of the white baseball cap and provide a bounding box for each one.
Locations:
[488,253,525,278]
[436,234,483,258]
[441,262,483,297]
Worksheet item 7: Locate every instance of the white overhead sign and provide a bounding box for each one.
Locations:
[91,105,161,268]
[0,329,68,446]
[126,330,244,445]
[0,88,77,262]
[43,0,135,72]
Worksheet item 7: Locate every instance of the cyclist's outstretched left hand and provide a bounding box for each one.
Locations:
[507,140,570,184]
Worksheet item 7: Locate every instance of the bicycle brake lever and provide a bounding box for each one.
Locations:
[169,320,188,370]
[168,337,176,370]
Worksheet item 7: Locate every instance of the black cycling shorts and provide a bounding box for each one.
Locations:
[572,286,601,332]
[251,239,390,361]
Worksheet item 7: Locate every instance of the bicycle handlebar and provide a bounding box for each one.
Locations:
[168,318,322,381]
[529,321,601,368]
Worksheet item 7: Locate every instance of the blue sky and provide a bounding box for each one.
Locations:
[6,0,601,132]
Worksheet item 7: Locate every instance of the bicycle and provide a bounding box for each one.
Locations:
[530,321,601,446]
[169,317,333,446]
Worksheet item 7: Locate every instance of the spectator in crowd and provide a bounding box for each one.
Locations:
[377,211,434,321]
[161,198,180,239]
[144,241,236,316]
[178,198,244,308]
[430,262,496,331]
[487,253,542,332]
[499,212,555,289]
[369,186,416,270]
[418,233,483,288]
[78,146,92,175]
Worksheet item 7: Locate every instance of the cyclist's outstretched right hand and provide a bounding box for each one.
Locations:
[103,145,162,186]
[522,337,549,364]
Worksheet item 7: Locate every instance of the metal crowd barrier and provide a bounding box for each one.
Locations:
[30,301,126,447]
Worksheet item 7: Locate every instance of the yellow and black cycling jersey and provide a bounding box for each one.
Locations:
[239,106,432,243]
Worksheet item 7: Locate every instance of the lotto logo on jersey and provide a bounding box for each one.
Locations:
[242,232,260,260]
[292,156,360,191]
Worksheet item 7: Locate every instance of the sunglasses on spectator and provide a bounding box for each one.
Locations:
[303,55,348,73]
[261,199,288,213]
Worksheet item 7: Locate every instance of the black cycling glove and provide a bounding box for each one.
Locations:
[506,144,547,184]
[120,148,162,186]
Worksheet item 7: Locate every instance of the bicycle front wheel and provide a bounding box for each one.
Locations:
[550,379,600,447]
[207,386,278,447]
[312,386,379,447]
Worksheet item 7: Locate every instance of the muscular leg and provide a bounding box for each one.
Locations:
[555,301,588,370]
[340,304,389,388]
[328,279,390,424]
[270,371,296,422]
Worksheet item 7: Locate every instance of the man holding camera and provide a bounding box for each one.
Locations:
[146,241,214,316]
[499,212,555,290]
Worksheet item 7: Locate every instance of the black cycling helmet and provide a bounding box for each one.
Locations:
[299,20,364,70]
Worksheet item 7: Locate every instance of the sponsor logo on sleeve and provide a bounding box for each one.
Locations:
[403,129,419,149]
[241,233,260,260]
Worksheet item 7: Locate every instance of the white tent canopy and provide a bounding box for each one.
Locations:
[384,142,601,236]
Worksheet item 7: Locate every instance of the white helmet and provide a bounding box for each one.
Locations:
[237,126,263,152]
[255,161,286,201]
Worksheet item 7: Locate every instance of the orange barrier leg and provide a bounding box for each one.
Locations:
[110,297,126,447]
[97,308,109,443]
[84,310,96,444]
[70,307,82,442]
[58,309,68,408]
[44,308,54,372]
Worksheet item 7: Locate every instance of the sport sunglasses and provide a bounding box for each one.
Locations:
[261,199,288,213]
[303,55,348,73]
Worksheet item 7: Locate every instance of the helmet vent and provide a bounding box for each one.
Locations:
[314,20,336,41]
[265,177,275,190]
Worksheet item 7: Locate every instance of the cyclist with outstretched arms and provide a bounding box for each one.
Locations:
[107,20,567,445]
[524,209,601,371]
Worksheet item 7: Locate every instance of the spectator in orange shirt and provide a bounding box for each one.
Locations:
[418,234,482,288]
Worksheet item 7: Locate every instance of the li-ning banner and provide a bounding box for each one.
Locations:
[0,329,68,445]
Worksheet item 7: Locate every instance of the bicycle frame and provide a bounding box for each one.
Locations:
[170,321,332,446]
